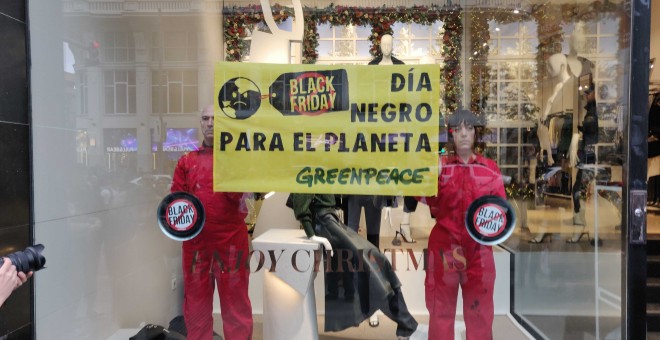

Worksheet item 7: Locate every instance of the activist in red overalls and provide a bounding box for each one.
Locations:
[420,109,506,340]
[171,105,253,340]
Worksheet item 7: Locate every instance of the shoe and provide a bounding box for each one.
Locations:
[396,324,429,340]
[409,324,429,340]
[528,233,551,244]
[399,223,417,243]
[573,210,586,226]
[589,238,603,247]
[369,314,379,327]
[392,233,402,246]
[566,231,588,243]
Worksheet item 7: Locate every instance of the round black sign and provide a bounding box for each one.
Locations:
[157,192,205,241]
[465,195,516,245]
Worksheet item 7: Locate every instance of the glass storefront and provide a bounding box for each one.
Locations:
[27,0,647,339]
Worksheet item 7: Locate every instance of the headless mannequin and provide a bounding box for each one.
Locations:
[531,23,596,244]
[530,54,571,243]
[538,53,572,166]
[566,23,598,243]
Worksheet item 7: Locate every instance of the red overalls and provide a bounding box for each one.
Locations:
[422,154,506,340]
[171,145,253,340]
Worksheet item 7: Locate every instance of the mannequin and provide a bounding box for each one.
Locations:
[568,83,598,243]
[529,54,571,243]
[348,33,405,328]
[565,23,598,243]
[531,22,596,244]
[368,34,404,65]
[535,53,572,169]
[289,194,423,340]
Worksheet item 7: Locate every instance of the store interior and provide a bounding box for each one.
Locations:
[22,0,659,339]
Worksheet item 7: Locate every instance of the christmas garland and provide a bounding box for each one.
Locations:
[223,4,292,62]
[468,12,490,113]
[441,11,462,113]
[223,2,622,115]
[224,5,464,111]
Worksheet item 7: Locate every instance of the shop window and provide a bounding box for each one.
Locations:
[316,23,373,64]
[390,21,444,60]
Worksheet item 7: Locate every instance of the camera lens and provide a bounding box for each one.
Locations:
[0,244,46,273]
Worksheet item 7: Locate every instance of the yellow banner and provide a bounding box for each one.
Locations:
[213,62,440,195]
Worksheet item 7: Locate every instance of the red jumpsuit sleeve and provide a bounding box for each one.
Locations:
[488,161,507,199]
[171,155,188,193]
[225,192,244,202]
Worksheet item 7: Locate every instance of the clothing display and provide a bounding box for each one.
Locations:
[547,114,573,158]
[171,144,253,340]
[421,154,505,340]
[290,194,419,337]
[368,55,404,65]
[346,195,386,248]
[572,94,599,214]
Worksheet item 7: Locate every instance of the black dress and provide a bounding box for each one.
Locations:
[290,193,418,337]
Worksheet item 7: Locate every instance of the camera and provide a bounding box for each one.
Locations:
[0,244,46,273]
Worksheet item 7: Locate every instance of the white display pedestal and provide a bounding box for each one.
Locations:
[252,229,321,340]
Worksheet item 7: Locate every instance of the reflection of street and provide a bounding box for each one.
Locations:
[129,174,173,198]
[38,164,184,337]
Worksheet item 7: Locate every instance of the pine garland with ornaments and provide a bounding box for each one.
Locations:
[223,2,622,114]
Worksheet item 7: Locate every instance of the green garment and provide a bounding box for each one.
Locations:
[290,193,336,238]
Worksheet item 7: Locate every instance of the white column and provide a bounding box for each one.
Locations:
[251,229,322,340]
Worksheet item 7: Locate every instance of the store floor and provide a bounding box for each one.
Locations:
[214,314,533,340]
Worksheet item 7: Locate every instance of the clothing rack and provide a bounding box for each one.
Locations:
[542,111,573,128]
[546,111,573,120]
